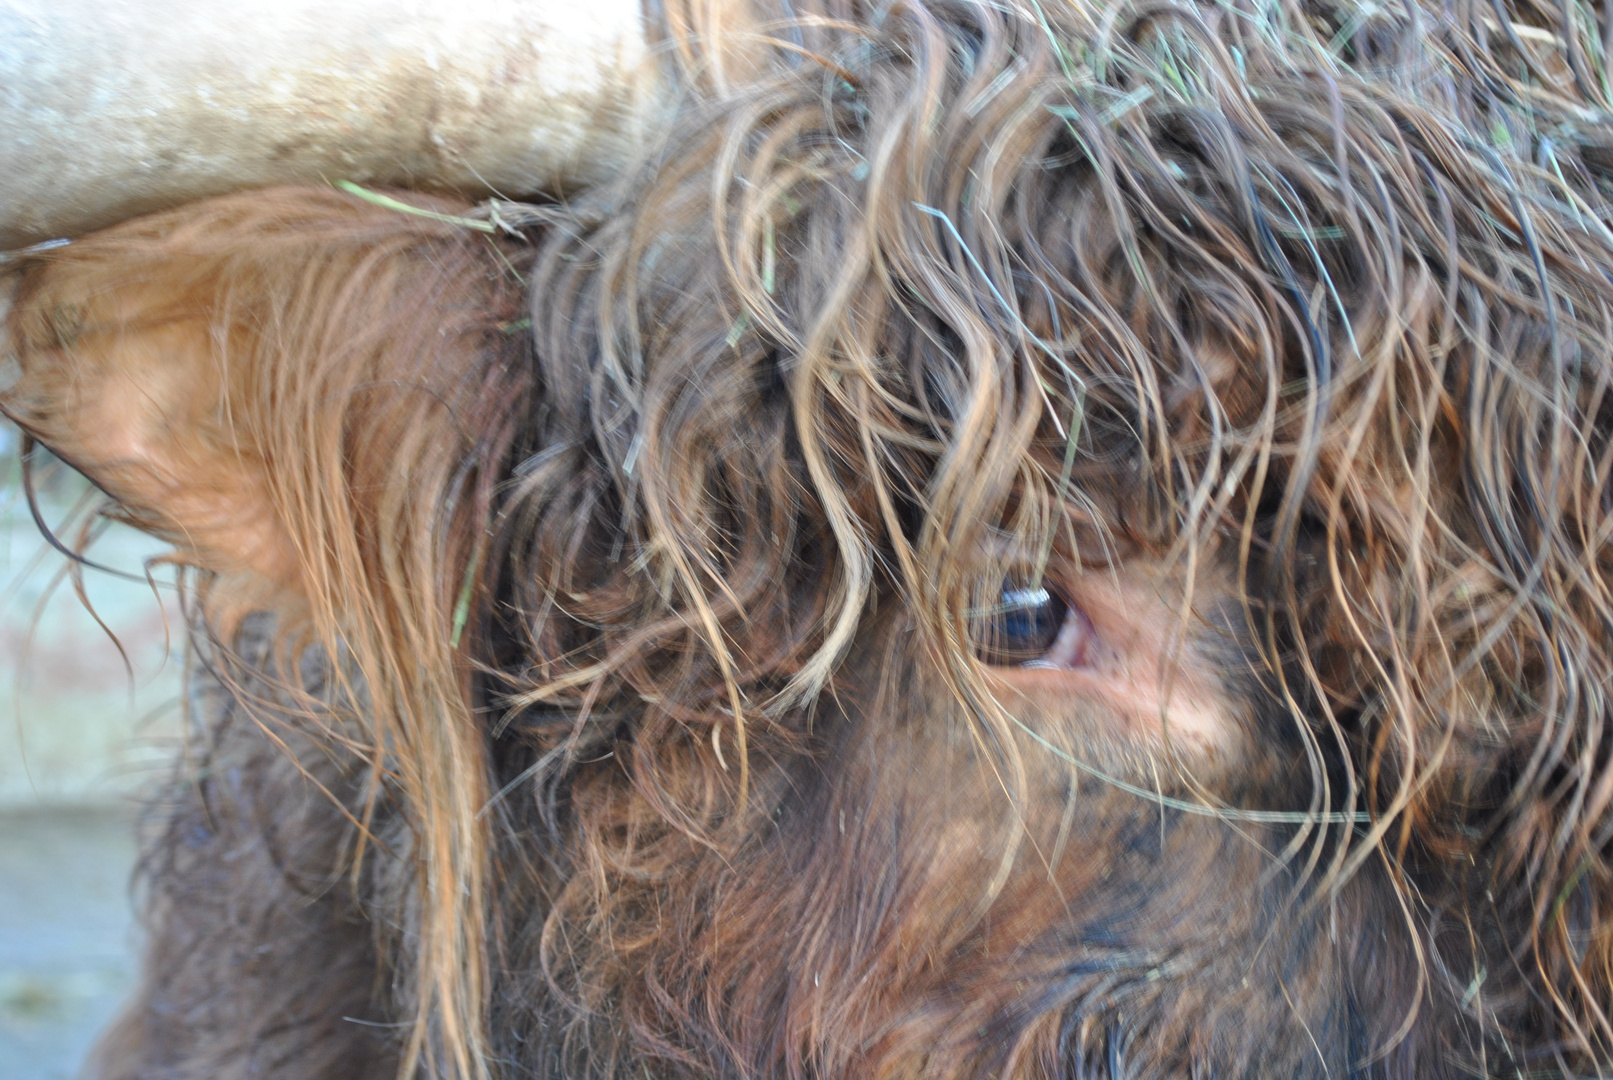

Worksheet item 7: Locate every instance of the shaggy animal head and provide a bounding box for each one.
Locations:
[4,0,1613,1076]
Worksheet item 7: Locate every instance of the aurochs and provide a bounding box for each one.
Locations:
[5,0,1613,1076]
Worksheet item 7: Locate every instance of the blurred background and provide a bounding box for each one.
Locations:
[0,428,184,1079]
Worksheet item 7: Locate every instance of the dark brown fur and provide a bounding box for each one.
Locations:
[6,0,1613,1076]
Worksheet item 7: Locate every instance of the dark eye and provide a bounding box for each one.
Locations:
[976,585,1070,666]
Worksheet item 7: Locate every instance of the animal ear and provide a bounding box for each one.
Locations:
[2,248,299,589]
[0,187,527,611]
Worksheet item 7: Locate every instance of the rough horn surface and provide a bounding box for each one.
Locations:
[0,0,654,250]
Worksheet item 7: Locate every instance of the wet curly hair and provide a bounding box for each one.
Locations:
[9,0,1613,1076]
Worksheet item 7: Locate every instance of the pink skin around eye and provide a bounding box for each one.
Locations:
[1021,604,1094,670]
[986,574,1235,759]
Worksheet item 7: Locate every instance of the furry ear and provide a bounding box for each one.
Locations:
[0,187,529,611]
[3,256,298,588]
[2,188,535,1077]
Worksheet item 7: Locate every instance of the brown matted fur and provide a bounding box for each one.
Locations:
[6,0,1613,1076]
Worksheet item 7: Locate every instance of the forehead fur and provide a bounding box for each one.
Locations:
[526,0,1607,752]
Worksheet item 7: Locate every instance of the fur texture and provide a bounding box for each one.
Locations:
[6,0,1613,1076]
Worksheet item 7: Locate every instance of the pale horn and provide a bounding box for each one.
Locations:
[0,0,661,250]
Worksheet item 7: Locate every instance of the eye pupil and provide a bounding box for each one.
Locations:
[979,585,1068,665]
